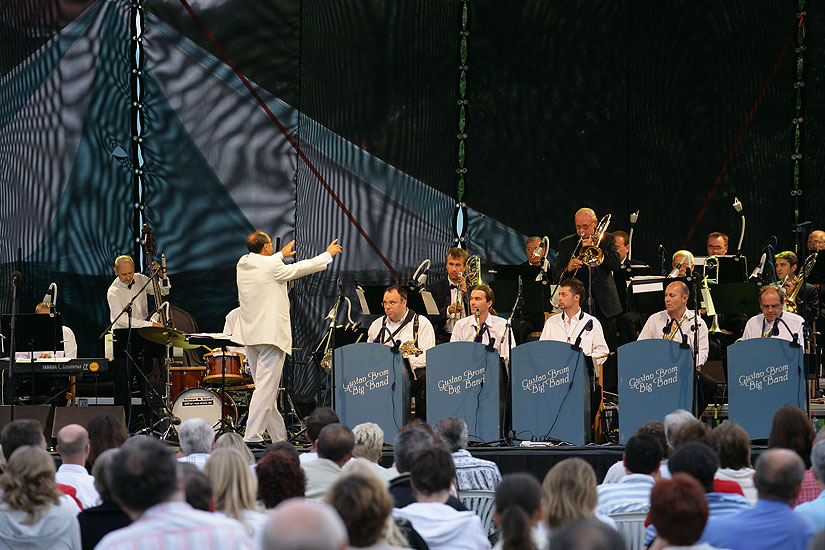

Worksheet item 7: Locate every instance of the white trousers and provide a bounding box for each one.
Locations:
[244,344,286,443]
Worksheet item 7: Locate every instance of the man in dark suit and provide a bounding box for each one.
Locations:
[612,230,647,345]
[776,250,818,327]
[429,247,471,344]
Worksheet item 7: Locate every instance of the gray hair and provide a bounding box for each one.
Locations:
[664,409,694,450]
[264,498,348,550]
[178,418,214,456]
[433,417,468,453]
[92,448,120,502]
[394,428,434,474]
[352,423,384,463]
[811,440,825,490]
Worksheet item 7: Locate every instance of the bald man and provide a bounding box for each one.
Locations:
[55,424,100,508]
[264,498,348,550]
[106,254,170,329]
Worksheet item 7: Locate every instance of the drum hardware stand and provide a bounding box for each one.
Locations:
[215,347,238,435]
[280,355,306,442]
[132,333,179,440]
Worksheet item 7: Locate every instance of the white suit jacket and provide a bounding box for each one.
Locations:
[235,251,331,353]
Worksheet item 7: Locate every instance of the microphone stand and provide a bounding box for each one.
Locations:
[328,281,344,409]
[503,276,522,444]
[7,273,21,407]
[689,274,701,417]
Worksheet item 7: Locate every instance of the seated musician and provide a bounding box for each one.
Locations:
[450,284,512,362]
[775,251,818,327]
[808,230,825,252]
[14,302,77,359]
[741,285,805,343]
[706,232,729,256]
[669,250,695,277]
[637,281,716,416]
[367,285,435,418]
[106,255,170,329]
[429,247,470,344]
[613,230,645,346]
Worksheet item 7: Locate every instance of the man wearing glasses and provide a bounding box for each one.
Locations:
[742,285,805,342]
[368,285,435,418]
[706,232,729,256]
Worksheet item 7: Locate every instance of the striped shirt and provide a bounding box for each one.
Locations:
[453,449,502,491]
[596,474,655,515]
[95,501,253,550]
[178,453,211,470]
[644,491,751,545]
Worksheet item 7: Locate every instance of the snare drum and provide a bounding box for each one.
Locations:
[203,352,245,385]
[172,388,238,432]
[168,364,206,400]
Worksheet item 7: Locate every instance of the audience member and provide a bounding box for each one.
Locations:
[543,458,615,533]
[603,421,668,483]
[663,409,695,451]
[303,424,355,501]
[768,404,818,506]
[433,417,502,491]
[548,518,626,550]
[177,418,216,470]
[301,407,341,464]
[263,497,348,550]
[670,419,711,450]
[596,433,662,515]
[0,445,82,550]
[494,473,546,550]
[97,436,252,549]
[263,440,301,461]
[394,446,491,550]
[795,439,825,529]
[205,448,268,541]
[56,424,100,509]
[178,462,214,511]
[257,450,306,508]
[701,448,815,550]
[352,422,396,481]
[77,449,131,550]
[648,474,713,550]
[86,415,127,468]
[708,422,757,504]
[216,432,256,466]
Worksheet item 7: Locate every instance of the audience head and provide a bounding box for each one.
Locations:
[177,462,213,512]
[1,419,45,460]
[317,424,355,466]
[542,458,598,529]
[92,448,120,502]
[663,409,694,450]
[709,422,752,470]
[393,427,434,474]
[87,414,127,466]
[352,422,384,463]
[671,419,710,450]
[637,421,668,459]
[264,498,348,550]
[432,417,469,453]
[327,473,394,547]
[623,433,663,476]
[768,404,815,468]
[409,445,454,498]
[495,473,543,550]
[257,450,306,509]
[215,432,255,465]
[264,440,300,461]
[204,448,258,521]
[649,474,709,546]
[0,445,62,523]
[667,442,719,493]
[307,407,341,448]
[110,436,178,514]
[754,448,806,505]
[56,423,90,464]
[549,518,626,550]
[178,418,215,456]
[812,440,825,488]
[399,419,441,444]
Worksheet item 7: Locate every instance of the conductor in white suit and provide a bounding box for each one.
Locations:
[235,231,342,445]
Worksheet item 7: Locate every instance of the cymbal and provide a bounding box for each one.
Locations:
[138,327,200,349]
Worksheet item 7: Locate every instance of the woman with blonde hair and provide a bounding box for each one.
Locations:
[215,432,256,465]
[204,448,267,541]
[0,445,81,549]
[542,458,615,533]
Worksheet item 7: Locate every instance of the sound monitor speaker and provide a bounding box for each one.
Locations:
[0,405,53,441]
[51,406,126,438]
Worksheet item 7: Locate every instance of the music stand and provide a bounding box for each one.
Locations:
[1,314,64,357]
[490,280,550,315]
[628,276,695,315]
[709,282,761,317]
[807,255,825,285]
[355,285,437,316]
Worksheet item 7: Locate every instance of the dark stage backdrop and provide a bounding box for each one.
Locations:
[2,0,823,397]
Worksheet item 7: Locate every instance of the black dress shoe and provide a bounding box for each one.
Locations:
[245,441,267,450]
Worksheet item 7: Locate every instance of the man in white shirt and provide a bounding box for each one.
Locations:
[742,285,805,344]
[235,232,342,446]
[367,285,435,418]
[177,417,215,470]
[106,255,170,329]
[14,302,77,359]
[302,423,355,501]
[596,433,663,515]
[450,284,512,363]
[55,423,100,509]
[638,281,715,415]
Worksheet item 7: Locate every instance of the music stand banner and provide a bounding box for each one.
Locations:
[426,342,501,442]
[510,341,590,444]
[728,339,805,440]
[333,343,409,443]
[618,340,694,443]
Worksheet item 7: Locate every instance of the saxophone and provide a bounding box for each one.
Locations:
[786,252,818,314]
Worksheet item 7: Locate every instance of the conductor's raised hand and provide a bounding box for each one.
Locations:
[327,239,343,257]
[280,240,297,258]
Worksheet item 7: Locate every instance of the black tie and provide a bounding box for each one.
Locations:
[450,284,459,290]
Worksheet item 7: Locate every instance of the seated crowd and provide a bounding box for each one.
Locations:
[0,404,822,550]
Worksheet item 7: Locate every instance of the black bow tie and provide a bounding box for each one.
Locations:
[450,284,459,290]
[127,281,134,290]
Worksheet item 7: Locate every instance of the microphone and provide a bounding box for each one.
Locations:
[171,415,182,425]
[532,236,549,259]
[411,259,430,290]
[338,278,344,297]
[161,253,168,287]
[662,318,674,336]
[571,319,594,351]
[484,326,496,352]
[674,318,690,349]
[774,316,801,348]
[732,197,743,213]
[11,271,22,283]
[373,327,399,353]
[750,252,767,280]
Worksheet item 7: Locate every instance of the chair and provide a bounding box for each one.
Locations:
[609,511,648,550]
[459,489,499,539]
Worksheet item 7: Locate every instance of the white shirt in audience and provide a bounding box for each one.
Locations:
[55,463,100,509]
[394,501,492,550]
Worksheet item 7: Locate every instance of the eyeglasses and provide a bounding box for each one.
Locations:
[574,223,594,230]
[708,245,726,251]
[760,303,782,310]
[382,301,401,307]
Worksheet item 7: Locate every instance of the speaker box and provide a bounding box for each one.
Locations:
[51,406,126,438]
[0,405,53,440]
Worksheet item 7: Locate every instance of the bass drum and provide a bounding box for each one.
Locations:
[172,388,237,432]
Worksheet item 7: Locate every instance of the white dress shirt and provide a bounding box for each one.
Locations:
[638,309,709,366]
[450,313,512,362]
[741,311,805,342]
[107,272,171,329]
[14,326,77,359]
[55,463,100,509]
[367,309,436,370]
[539,309,609,375]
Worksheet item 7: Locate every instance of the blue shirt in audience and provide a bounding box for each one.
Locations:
[795,490,825,530]
[644,491,750,546]
[595,473,656,515]
[700,498,815,550]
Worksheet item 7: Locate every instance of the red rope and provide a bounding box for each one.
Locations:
[177,0,401,282]
[682,12,805,248]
